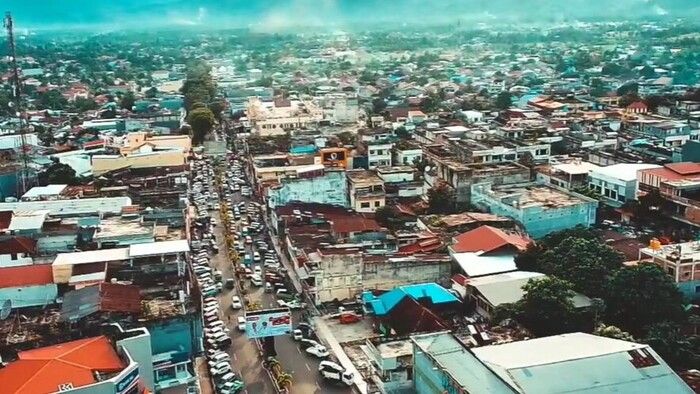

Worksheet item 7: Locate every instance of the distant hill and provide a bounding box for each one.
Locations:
[8,0,700,31]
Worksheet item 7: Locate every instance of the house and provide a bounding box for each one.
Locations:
[536,159,601,190]
[0,327,156,394]
[0,236,37,267]
[589,163,661,207]
[625,101,649,114]
[411,331,694,394]
[362,283,459,318]
[347,170,386,213]
[639,242,700,301]
[0,264,57,309]
[471,182,598,238]
[637,162,700,226]
[267,169,348,208]
[449,226,531,278]
[465,271,591,320]
[363,338,414,394]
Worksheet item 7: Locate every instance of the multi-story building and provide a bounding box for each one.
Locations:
[245,96,322,136]
[639,242,700,301]
[363,338,415,394]
[588,163,661,207]
[471,182,598,238]
[536,158,600,190]
[347,170,386,213]
[638,162,700,226]
[411,331,694,394]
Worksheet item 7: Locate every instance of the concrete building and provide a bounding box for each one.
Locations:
[0,326,155,394]
[471,183,598,238]
[267,169,348,208]
[637,162,700,226]
[588,163,661,207]
[0,196,132,217]
[363,338,414,394]
[393,143,423,166]
[536,159,600,190]
[639,242,700,301]
[449,226,531,278]
[246,97,322,136]
[347,170,386,213]
[411,331,694,394]
[0,264,56,310]
[91,146,187,176]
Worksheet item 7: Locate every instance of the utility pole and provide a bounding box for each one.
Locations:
[4,12,30,195]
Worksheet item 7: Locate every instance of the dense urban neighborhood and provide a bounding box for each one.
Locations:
[0,5,699,394]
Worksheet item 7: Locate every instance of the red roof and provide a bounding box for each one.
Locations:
[99,282,141,313]
[451,225,531,254]
[331,215,381,234]
[664,162,700,176]
[397,237,443,255]
[641,162,700,182]
[451,273,469,287]
[0,210,12,230]
[627,101,648,109]
[0,237,37,254]
[0,264,53,288]
[0,336,125,394]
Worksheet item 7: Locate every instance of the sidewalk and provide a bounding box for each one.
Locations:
[314,317,368,394]
[195,356,215,394]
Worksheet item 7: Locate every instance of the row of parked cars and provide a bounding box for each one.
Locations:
[191,155,244,394]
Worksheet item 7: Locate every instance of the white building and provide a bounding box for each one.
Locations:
[588,163,661,207]
[246,97,322,136]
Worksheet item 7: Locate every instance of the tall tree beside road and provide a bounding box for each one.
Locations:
[188,106,215,145]
[182,60,216,111]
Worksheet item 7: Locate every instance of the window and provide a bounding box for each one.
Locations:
[10,253,17,260]
[696,285,700,293]
[360,202,370,208]
[374,201,381,207]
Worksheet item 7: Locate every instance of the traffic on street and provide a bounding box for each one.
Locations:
[189,126,352,394]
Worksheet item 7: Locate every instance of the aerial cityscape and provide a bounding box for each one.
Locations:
[0,1,699,394]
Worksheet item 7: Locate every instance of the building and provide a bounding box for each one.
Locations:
[464,271,591,320]
[377,166,423,198]
[0,264,57,310]
[0,327,155,394]
[347,170,386,213]
[0,196,132,217]
[393,142,423,166]
[117,132,191,155]
[639,242,700,301]
[588,163,661,207]
[638,162,700,226]
[267,169,348,208]
[91,146,188,176]
[449,226,531,278]
[536,159,600,190]
[411,331,694,394]
[363,338,414,394]
[471,183,598,238]
[245,97,322,136]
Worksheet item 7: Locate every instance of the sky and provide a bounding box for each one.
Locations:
[7,0,700,32]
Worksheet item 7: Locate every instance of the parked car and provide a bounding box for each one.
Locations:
[306,344,330,358]
[231,295,243,309]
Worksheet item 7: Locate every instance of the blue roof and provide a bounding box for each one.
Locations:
[290,145,317,155]
[362,283,459,316]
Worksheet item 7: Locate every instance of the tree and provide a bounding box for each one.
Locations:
[495,91,513,110]
[395,126,410,140]
[538,237,624,298]
[335,132,356,147]
[39,162,79,186]
[37,90,68,110]
[644,322,699,370]
[187,107,215,145]
[74,97,98,112]
[375,206,404,230]
[144,87,158,98]
[427,184,454,214]
[605,264,685,336]
[120,91,136,110]
[515,226,603,276]
[519,277,579,336]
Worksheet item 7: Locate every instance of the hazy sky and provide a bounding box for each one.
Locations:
[8,0,700,31]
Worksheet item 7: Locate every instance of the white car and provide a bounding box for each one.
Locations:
[231,296,242,309]
[237,316,246,331]
[306,344,330,358]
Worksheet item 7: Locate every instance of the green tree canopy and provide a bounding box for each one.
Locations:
[427,184,454,214]
[187,107,215,145]
[120,91,136,110]
[538,237,624,298]
[519,277,578,337]
[644,321,699,371]
[495,91,513,110]
[605,264,685,336]
[39,162,79,186]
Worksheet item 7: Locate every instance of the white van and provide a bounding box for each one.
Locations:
[237,316,246,331]
[250,275,263,287]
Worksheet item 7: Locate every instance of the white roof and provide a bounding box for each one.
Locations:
[129,239,189,257]
[469,271,544,306]
[444,125,468,133]
[452,252,517,277]
[552,161,600,175]
[473,332,644,369]
[53,248,130,266]
[22,184,68,199]
[591,163,661,182]
[8,210,49,231]
[0,197,131,216]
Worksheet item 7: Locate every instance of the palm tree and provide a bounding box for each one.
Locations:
[276,372,293,389]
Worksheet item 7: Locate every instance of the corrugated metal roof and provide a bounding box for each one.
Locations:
[0,264,54,288]
[362,283,459,316]
[53,248,129,266]
[21,184,68,199]
[8,210,49,231]
[128,239,189,257]
[61,283,141,321]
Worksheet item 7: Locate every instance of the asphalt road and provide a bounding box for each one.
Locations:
[212,157,350,394]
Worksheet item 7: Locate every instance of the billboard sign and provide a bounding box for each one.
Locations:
[245,308,292,339]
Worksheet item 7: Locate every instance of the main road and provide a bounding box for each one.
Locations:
[211,160,350,394]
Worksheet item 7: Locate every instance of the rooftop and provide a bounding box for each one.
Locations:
[591,163,662,182]
[0,264,54,288]
[0,336,125,394]
[346,170,384,186]
[481,183,595,210]
[362,283,459,316]
[451,225,530,255]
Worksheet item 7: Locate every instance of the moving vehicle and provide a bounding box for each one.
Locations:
[231,295,243,309]
[318,361,354,386]
[237,316,246,331]
[306,344,330,358]
[250,275,263,287]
